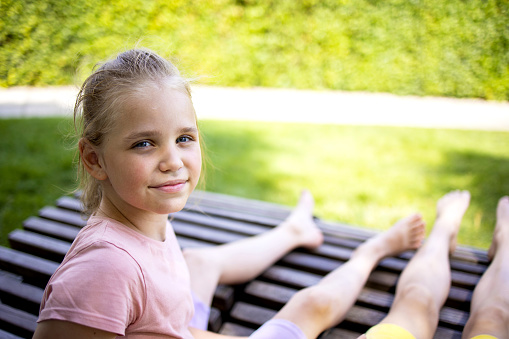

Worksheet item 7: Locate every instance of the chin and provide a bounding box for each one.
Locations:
[159,200,187,215]
[153,190,193,215]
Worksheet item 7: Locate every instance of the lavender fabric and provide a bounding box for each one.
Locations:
[249,319,306,339]
[189,292,306,339]
[188,292,210,330]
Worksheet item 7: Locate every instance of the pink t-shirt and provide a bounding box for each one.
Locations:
[38,216,194,339]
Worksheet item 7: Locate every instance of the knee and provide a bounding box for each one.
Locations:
[395,283,439,322]
[465,304,509,335]
[292,287,338,324]
[276,287,340,339]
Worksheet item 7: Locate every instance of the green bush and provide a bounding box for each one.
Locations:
[1,0,508,100]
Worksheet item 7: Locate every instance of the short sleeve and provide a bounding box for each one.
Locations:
[39,241,145,335]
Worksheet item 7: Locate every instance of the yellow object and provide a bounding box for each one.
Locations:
[366,323,416,339]
[365,325,498,339]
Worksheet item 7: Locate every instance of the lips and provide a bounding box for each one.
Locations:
[150,179,187,193]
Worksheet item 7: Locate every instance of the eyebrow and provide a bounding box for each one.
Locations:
[180,127,199,134]
[125,130,163,141]
[125,127,198,140]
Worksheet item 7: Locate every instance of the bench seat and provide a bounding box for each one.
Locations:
[0,190,489,338]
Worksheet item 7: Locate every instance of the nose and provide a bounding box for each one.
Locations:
[159,145,184,172]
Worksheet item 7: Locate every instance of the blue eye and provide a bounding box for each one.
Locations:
[134,141,151,148]
[176,136,192,143]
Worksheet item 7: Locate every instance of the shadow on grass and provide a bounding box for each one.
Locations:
[434,150,509,247]
[200,121,287,202]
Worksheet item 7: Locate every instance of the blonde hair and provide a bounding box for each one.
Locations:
[74,48,195,215]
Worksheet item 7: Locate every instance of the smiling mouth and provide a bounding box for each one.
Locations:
[150,180,187,193]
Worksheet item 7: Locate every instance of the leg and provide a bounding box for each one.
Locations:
[462,196,509,339]
[371,190,470,339]
[184,190,324,306]
[274,213,426,339]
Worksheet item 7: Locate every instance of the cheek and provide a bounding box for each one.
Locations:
[109,156,149,190]
[187,149,202,180]
[126,166,149,185]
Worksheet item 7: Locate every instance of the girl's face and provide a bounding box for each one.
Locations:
[97,82,201,217]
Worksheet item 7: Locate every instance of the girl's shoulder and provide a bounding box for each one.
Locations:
[62,216,147,273]
[78,215,148,251]
[40,232,146,334]
[67,215,176,273]
[67,229,143,272]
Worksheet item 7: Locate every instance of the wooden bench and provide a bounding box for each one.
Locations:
[0,191,489,338]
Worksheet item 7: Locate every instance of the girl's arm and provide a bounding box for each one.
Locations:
[189,327,248,339]
[33,320,117,339]
[34,322,247,339]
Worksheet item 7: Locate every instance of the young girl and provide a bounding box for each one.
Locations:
[33,48,427,339]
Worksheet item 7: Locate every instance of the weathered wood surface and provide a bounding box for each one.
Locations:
[0,190,489,338]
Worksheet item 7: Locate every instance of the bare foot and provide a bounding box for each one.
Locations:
[434,190,470,253]
[280,190,324,249]
[357,213,426,260]
[488,196,509,261]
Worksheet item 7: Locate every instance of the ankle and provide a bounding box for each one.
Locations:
[272,224,302,249]
[352,241,384,262]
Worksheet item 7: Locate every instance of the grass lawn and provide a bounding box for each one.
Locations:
[1,117,508,249]
[0,118,76,247]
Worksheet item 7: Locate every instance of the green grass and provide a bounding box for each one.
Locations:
[1,117,508,249]
[200,121,509,249]
[0,118,76,246]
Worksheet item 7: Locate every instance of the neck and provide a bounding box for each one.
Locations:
[95,196,168,242]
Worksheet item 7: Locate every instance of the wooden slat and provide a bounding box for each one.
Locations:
[38,206,86,228]
[172,222,244,245]
[187,191,293,220]
[0,247,58,288]
[23,216,79,242]
[188,191,379,239]
[212,285,235,312]
[55,196,82,212]
[174,210,269,236]
[184,203,282,229]
[219,322,254,336]
[229,302,276,328]
[0,303,38,338]
[320,327,363,339]
[0,328,24,339]
[208,307,222,333]
[8,230,70,263]
[0,270,44,315]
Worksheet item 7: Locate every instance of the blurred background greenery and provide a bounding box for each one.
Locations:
[1,0,508,249]
[1,0,508,99]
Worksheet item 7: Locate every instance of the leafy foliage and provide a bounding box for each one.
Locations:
[1,0,508,100]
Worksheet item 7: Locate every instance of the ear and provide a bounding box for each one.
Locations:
[79,139,108,181]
